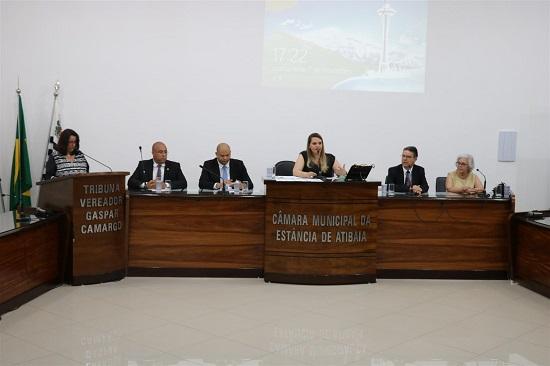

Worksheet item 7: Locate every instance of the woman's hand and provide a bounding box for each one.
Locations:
[334,164,347,177]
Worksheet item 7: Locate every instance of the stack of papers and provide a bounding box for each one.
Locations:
[534,217,550,226]
[273,176,323,182]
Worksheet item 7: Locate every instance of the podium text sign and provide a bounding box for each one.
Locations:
[264,180,379,284]
[38,172,129,284]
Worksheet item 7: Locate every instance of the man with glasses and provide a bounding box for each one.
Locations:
[128,141,187,190]
[385,146,429,194]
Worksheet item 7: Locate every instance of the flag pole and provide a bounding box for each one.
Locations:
[16,87,23,216]
[42,81,61,180]
[16,87,21,210]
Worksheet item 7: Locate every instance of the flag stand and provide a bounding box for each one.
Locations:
[0,178,6,213]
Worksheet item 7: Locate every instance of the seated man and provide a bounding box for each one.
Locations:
[128,141,187,190]
[386,146,429,194]
[199,143,253,190]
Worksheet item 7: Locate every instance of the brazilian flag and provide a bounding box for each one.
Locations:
[10,93,32,214]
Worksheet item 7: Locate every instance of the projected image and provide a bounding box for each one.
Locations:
[262,0,427,93]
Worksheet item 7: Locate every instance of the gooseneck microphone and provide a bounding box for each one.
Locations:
[78,150,113,172]
[199,164,226,192]
[476,168,487,191]
[138,146,146,181]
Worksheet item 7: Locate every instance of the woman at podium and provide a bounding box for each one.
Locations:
[292,132,346,178]
[45,129,89,179]
[445,154,484,194]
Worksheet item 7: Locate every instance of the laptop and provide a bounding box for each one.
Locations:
[345,164,374,182]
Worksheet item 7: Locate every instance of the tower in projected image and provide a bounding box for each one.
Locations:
[377,0,397,73]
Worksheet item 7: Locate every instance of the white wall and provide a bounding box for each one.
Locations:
[1,0,549,211]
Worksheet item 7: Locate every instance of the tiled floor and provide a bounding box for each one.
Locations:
[0,278,549,366]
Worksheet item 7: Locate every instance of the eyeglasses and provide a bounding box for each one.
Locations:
[456,162,468,166]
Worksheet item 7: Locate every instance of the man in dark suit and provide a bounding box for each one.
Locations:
[386,146,429,194]
[128,141,187,190]
[199,143,253,190]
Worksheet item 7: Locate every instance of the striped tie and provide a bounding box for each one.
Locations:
[405,170,411,189]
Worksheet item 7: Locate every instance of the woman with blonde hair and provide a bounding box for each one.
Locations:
[293,132,346,178]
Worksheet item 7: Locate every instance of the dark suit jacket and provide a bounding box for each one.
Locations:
[128,159,187,190]
[386,164,429,193]
[199,158,253,190]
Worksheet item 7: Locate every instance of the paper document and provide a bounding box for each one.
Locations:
[273,176,323,182]
[535,217,550,226]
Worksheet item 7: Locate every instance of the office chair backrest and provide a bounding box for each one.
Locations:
[436,176,446,193]
[274,160,295,176]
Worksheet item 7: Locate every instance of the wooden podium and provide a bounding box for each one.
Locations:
[37,172,129,285]
[264,180,379,284]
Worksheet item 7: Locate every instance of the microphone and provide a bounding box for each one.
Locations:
[78,150,113,172]
[199,164,226,192]
[138,145,146,180]
[476,168,490,198]
[476,168,487,191]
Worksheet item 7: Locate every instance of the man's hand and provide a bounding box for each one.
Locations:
[147,180,165,189]
[411,185,423,195]
[215,179,234,189]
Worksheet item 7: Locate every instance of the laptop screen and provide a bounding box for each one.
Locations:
[345,164,374,182]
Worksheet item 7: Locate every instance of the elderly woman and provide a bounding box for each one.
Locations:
[446,154,484,194]
[293,132,346,178]
[45,129,89,179]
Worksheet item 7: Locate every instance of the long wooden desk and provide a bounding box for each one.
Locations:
[126,186,514,283]
[378,194,514,279]
[511,211,550,298]
[0,211,64,316]
[128,190,264,276]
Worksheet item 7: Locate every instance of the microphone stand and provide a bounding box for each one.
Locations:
[139,146,146,183]
[79,150,113,172]
[476,168,488,197]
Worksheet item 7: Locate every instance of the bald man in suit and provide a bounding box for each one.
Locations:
[128,141,187,190]
[199,143,253,190]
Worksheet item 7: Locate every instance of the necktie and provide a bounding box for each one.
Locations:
[156,164,162,180]
[222,165,229,181]
[405,170,411,188]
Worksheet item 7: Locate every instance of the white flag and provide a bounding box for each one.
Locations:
[42,82,62,179]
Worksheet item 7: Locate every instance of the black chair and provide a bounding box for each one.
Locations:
[436,176,446,193]
[274,160,295,176]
